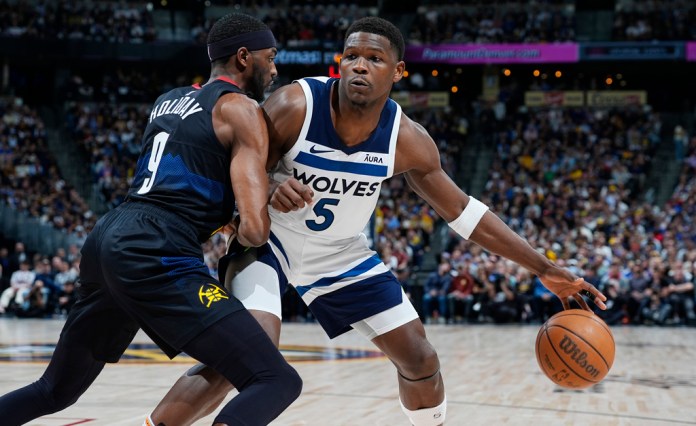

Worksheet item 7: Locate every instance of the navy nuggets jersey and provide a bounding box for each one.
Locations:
[128,77,243,243]
[269,77,402,239]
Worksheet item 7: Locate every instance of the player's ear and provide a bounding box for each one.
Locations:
[393,61,405,83]
[236,47,251,68]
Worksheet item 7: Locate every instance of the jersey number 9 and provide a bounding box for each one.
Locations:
[137,131,169,194]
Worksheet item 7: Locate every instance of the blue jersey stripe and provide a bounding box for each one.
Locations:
[295,255,383,296]
[295,152,388,177]
[269,231,289,265]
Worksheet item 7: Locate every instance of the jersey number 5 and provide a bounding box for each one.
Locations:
[305,198,339,231]
[137,131,169,194]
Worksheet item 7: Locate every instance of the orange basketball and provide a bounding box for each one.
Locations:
[535,309,615,389]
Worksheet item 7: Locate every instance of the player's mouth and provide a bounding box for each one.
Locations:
[349,78,370,90]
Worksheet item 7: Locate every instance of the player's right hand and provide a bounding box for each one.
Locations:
[270,178,314,212]
[539,266,607,311]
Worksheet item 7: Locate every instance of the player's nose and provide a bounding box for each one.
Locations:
[352,57,368,74]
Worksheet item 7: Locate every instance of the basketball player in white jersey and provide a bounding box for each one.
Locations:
[148,17,607,426]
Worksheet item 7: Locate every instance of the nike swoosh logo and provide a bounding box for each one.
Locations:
[309,145,333,154]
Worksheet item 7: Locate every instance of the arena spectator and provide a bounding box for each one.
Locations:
[0,259,34,314]
[422,260,452,323]
[447,262,477,323]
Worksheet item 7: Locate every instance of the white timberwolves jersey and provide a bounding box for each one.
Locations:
[269,77,401,240]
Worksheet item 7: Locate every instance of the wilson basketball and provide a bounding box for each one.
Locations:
[535,309,615,389]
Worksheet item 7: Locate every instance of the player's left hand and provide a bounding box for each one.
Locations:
[539,267,607,311]
[270,177,314,212]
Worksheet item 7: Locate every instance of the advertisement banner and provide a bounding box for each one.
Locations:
[687,42,696,61]
[391,92,449,108]
[405,43,578,64]
[275,50,340,65]
[524,91,584,107]
[586,91,647,107]
[581,42,683,61]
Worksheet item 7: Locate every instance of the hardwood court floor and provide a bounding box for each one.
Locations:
[1,317,695,426]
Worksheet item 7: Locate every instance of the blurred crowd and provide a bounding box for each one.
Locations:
[408,3,575,44]
[0,0,156,42]
[612,0,696,41]
[64,70,200,104]
[65,101,148,209]
[0,98,96,236]
[2,0,696,44]
[3,88,696,327]
[412,105,696,327]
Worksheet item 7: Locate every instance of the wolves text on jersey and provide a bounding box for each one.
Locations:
[294,169,380,197]
[149,95,203,123]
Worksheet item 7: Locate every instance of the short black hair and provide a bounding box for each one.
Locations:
[207,13,270,64]
[345,17,405,61]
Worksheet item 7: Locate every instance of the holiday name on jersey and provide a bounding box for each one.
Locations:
[149,95,203,123]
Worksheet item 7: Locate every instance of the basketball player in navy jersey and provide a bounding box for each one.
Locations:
[0,13,302,426]
[150,17,607,425]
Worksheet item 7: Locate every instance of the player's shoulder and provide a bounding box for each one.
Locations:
[397,111,431,144]
[394,111,439,171]
[216,93,262,126]
[166,84,200,98]
[263,82,306,116]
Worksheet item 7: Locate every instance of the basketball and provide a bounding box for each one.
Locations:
[535,309,615,389]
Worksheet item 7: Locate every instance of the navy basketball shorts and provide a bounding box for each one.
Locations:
[73,201,245,361]
[220,223,419,340]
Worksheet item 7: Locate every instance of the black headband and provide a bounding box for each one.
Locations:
[207,29,277,62]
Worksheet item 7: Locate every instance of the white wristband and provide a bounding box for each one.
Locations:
[448,196,488,240]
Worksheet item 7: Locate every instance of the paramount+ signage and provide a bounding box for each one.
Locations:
[403,41,695,65]
[405,43,579,64]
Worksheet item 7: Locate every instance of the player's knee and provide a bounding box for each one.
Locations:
[245,360,302,405]
[397,344,440,380]
[276,363,303,404]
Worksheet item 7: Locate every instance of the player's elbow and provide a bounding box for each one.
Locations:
[237,221,270,247]
[241,232,269,247]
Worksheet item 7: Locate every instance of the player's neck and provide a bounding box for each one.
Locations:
[332,85,386,147]
[207,68,243,89]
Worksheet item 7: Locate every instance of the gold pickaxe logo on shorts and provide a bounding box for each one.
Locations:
[198,283,229,308]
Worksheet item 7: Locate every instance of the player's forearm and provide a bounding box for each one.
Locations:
[468,211,554,277]
[235,177,270,246]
